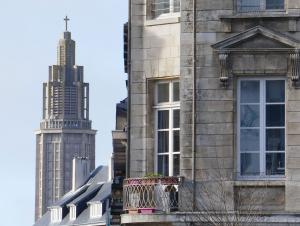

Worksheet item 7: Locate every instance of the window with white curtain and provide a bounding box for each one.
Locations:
[238,78,285,178]
[155,80,180,176]
[238,0,284,12]
[151,0,180,19]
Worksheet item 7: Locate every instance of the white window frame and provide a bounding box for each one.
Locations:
[237,77,286,180]
[150,0,181,19]
[154,80,180,176]
[237,0,285,12]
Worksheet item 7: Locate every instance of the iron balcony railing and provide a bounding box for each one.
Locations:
[123,176,183,214]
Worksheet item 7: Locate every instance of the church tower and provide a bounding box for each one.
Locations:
[35,17,96,221]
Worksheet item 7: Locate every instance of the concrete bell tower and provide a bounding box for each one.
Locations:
[34,17,96,221]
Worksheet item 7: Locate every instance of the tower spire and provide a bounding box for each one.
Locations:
[64,16,70,31]
[58,16,75,66]
[35,20,96,221]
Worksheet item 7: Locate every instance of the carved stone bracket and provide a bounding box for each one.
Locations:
[218,52,230,87]
[289,50,300,84]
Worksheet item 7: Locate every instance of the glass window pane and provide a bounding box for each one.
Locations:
[158,110,169,129]
[240,105,260,127]
[173,154,180,176]
[266,129,285,151]
[240,81,260,103]
[173,0,181,12]
[240,0,260,12]
[158,131,169,153]
[266,153,285,175]
[173,130,180,153]
[158,155,169,176]
[157,83,169,103]
[266,0,284,9]
[173,109,180,128]
[241,153,260,175]
[152,0,170,18]
[266,105,285,127]
[173,82,180,101]
[266,80,285,103]
[240,129,260,152]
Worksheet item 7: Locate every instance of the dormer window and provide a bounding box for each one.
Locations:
[238,0,284,12]
[50,207,62,223]
[90,202,102,219]
[150,0,180,19]
[69,205,77,221]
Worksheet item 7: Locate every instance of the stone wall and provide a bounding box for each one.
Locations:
[129,0,181,177]
[180,1,235,204]
[128,0,300,217]
[182,0,300,213]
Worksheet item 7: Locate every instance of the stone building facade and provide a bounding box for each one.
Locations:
[35,25,96,221]
[110,98,127,226]
[122,0,300,225]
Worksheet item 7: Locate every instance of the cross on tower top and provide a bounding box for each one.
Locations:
[64,16,70,31]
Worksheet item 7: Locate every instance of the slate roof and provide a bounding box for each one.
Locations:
[34,166,111,226]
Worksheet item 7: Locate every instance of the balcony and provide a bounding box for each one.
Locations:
[40,119,92,130]
[123,176,182,214]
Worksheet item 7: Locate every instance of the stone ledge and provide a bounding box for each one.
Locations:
[220,13,300,19]
[121,213,181,224]
[35,129,97,134]
[145,17,180,26]
[234,180,285,187]
[112,130,127,140]
[121,212,300,224]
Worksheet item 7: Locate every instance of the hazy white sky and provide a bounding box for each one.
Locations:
[0,1,128,225]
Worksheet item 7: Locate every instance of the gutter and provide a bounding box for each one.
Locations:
[192,0,197,211]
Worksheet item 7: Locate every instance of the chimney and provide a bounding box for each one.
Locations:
[72,157,90,191]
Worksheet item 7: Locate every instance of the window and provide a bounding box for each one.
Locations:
[50,207,62,223]
[238,0,284,12]
[151,0,180,19]
[69,205,76,221]
[90,202,102,219]
[155,80,180,176]
[238,79,285,178]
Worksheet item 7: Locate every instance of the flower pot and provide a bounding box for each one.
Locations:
[128,209,138,214]
[138,208,155,214]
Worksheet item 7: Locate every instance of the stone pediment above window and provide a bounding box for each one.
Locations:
[212,25,300,52]
[212,26,300,87]
[230,33,292,49]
